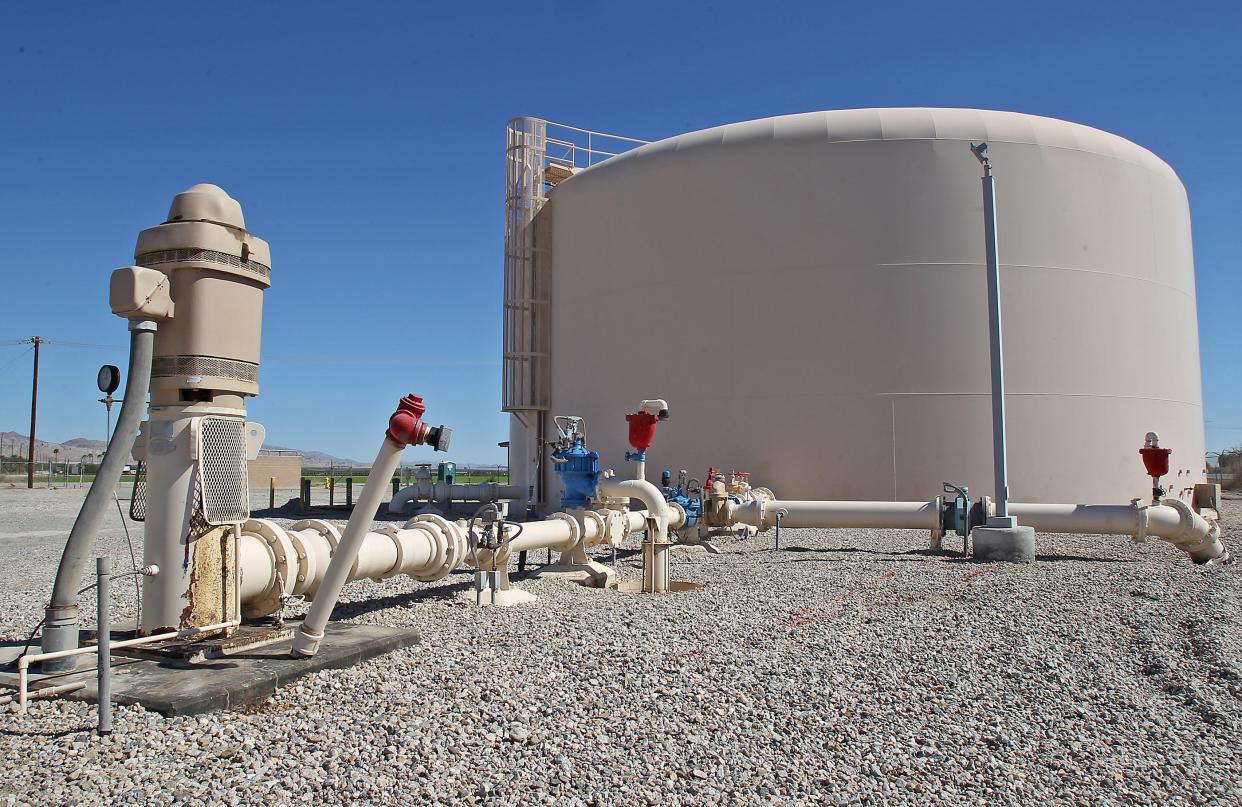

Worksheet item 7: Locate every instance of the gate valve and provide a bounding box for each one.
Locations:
[1139,431,1171,504]
[386,393,452,451]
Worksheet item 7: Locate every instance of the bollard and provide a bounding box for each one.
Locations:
[300,477,311,512]
[269,476,276,510]
[328,476,335,507]
[392,477,399,497]
[345,477,353,508]
[96,556,112,736]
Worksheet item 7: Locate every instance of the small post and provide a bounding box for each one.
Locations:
[96,556,112,735]
[269,476,276,510]
[328,476,335,507]
[345,477,353,508]
[392,477,400,497]
[300,477,311,512]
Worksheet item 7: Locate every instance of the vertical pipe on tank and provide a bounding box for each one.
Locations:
[973,143,1014,526]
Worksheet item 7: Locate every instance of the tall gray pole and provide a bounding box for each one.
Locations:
[974,143,1015,527]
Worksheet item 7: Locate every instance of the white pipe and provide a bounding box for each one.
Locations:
[724,495,1224,565]
[388,481,524,514]
[293,437,406,657]
[0,681,85,706]
[1009,500,1227,564]
[733,499,941,531]
[15,620,238,714]
[601,477,672,592]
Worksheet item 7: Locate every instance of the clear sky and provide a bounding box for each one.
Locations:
[1,1,1238,464]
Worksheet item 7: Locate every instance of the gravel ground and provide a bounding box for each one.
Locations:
[1,485,1240,806]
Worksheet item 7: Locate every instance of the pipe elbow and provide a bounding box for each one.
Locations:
[1160,499,1228,565]
[600,478,669,518]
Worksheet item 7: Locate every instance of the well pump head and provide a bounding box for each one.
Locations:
[135,183,272,405]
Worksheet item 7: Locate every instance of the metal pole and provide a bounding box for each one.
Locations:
[975,144,1015,526]
[96,556,113,735]
[26,336,41,489]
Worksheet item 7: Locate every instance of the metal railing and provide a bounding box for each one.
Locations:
[502,117,647,413]
[540,120,649,171]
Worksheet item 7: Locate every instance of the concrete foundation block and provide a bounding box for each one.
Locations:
[971,525,1036,563]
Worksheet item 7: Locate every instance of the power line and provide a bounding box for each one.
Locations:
[0,346,33,374]
[0,337,123,350]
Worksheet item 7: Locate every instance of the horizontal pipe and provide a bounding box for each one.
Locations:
[1009,500,1226,564]
[19,620,240,669]
[735,499,940,531]
[15,619,238,714]
[0,681,84,706]
[389,482,524,513]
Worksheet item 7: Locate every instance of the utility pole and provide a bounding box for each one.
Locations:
[23,336,43,489]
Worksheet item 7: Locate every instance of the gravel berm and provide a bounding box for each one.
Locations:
[1,486,1239,805]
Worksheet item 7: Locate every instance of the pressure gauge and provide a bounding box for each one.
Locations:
[97,364,120,395]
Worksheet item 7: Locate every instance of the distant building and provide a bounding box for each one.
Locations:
[249,451,302,489]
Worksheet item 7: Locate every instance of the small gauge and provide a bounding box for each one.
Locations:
[97,364,120,394]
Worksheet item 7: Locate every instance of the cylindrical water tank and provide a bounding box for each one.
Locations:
[542,108,1206,504]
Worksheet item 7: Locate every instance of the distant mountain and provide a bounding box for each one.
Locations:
[262,444,362,466]
[1,431,360,466]
[1,431,102,462]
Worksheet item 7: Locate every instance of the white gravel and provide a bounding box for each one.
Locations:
[1,485,1240,806]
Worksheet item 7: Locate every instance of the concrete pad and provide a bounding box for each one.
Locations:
[67,622,421,716]
[972,525,1036,563]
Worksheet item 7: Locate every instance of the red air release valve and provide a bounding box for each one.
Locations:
[1139,432,1171,504]
[387,393,452,452]
[626,411,660,452]
[1140,446,1171,478]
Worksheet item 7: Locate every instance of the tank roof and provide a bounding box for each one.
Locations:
[587,108,1176,180]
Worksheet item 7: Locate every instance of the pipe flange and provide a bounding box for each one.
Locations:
[549,511,583,550]
[581,509,609,548]
[244,518,295,596]
[407,520,446,581]
[282,530,312,590]
[412,513,463,581]
[369,524,405,580]
[666,501,687,535]
[291,519,341,551]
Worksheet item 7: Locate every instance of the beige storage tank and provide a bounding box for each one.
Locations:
[535,108,1206,505]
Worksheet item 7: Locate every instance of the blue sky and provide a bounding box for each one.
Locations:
[0,1,1238,464]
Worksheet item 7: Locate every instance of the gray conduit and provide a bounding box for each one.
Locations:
[40,319,156,671]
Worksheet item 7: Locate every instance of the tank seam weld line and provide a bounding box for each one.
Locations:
[660,135,1168,176]
[876,262,1192,298]
[874,392,1199,405]
[723,391,1200,406]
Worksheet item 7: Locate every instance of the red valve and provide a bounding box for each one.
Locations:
[1140,446,1171,478]
[387,393,431,447]
[626,411,660,452]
